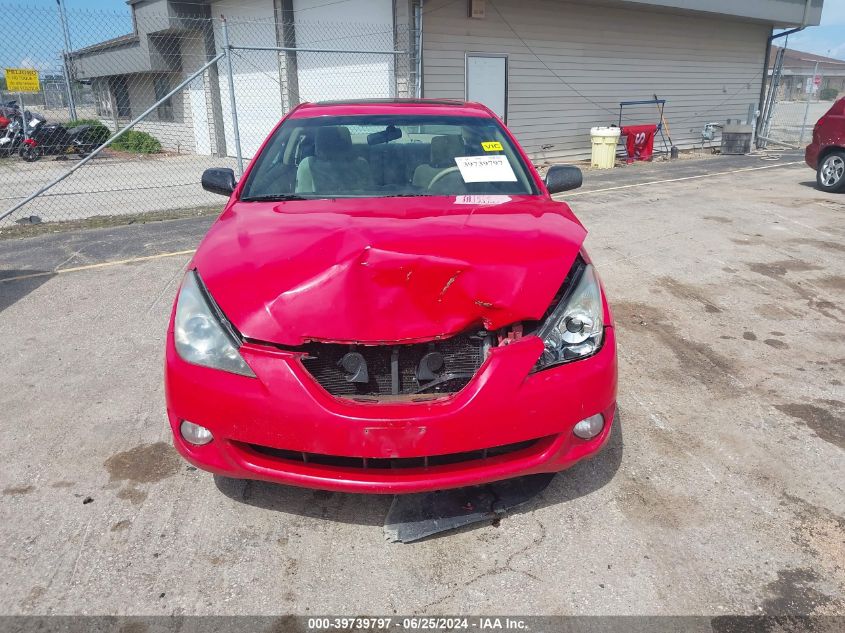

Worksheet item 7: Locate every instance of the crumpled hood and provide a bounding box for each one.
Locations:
[193,195,586,345]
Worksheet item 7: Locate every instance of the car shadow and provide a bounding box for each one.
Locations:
[528,409,624,510]
[215,472,393,527]
[410,410,625,542]
[0,270,56,313]
[214,412,624,532]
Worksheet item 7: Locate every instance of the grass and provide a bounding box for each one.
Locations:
[110,130,162,154]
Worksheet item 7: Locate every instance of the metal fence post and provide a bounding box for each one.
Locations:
[56,0,78,120]
[758,46,785,150]
[416,0,424,98]
[222,17,244,176]
[19,92,27,141]
[799,60,819,147]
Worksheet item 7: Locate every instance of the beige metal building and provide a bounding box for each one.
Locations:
[419,0,823,159]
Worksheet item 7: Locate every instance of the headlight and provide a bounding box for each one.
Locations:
[535,262,604,370]
[174,270,255,377]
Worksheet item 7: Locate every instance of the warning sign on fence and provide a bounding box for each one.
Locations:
[4,68,40,93]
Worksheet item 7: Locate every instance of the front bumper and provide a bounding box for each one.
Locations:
[165,328,617,494]
[805,142,821,170]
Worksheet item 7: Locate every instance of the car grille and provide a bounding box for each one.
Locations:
[245,437,545,470]
[299,331,489,398]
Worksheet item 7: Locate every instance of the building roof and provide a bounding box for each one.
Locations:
[70,33,139,57]
[770,45,845,72]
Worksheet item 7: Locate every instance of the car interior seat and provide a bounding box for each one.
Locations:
[295,126,371,193]
[411,134,465,189]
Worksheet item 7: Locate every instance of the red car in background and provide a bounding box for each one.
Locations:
[165,99,617,494]
[806,97,845,192]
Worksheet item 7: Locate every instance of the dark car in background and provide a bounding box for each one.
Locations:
[806,97,845,192]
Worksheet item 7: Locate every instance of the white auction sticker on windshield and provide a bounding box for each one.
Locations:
[453,155,517,183]
[454,195,511,205]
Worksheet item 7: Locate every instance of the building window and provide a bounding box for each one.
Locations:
[109,76,131,118]
[154,76,174,122]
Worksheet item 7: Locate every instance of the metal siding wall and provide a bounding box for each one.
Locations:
[423,0,770,160]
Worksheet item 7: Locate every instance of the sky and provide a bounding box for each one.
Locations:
[781,2,845,60]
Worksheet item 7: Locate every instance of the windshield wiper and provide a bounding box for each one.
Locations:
[240,194,309,202]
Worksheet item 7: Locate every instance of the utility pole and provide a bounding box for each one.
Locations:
[56,0,78,120]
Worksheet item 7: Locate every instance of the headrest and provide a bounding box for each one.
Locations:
[315,126,352,160]
[430,135,464,167]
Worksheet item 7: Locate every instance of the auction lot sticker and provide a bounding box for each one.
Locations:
[4,68,40,92]
[454,155,517,182]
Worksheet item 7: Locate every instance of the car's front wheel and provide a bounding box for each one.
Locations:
[817,150,845,192]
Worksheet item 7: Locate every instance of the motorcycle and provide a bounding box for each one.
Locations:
[18,115,99,162]
[0,108,43,158]
[0,101,20,138]
[0,100,18,129]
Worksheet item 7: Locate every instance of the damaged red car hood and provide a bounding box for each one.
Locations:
[193,195,586,346]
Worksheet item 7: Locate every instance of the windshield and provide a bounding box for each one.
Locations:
[240,114,539,200]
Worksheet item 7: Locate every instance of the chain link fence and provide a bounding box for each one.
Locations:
[758,43,845,149]
[0,3,413,226]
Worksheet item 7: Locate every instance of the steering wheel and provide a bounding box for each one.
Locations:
[427,166,463,192]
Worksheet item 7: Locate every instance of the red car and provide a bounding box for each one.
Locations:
[806,97,845,192]
[166,99,617,494]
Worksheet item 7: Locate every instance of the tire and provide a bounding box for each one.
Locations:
[18,144,41,162]
[816,150,845,193]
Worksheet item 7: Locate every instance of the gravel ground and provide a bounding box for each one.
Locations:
[0,154,842,621]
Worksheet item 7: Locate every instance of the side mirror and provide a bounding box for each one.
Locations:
[201,168,237,196]
[545,165,583,195]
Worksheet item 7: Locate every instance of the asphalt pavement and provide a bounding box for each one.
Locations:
[0,151,843,621]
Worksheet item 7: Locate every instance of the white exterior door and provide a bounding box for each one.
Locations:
[465,54,507,121]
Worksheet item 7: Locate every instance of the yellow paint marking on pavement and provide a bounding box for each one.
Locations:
[0,249,195,284]
[558,161,805,199]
